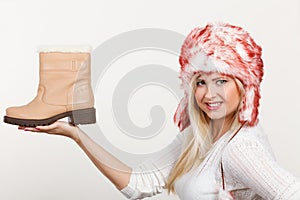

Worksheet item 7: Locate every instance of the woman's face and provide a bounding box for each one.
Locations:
[194,72,241,122]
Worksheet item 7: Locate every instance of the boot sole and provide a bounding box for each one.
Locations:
[3,108,96,127]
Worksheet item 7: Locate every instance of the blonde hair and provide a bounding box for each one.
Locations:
[166,73,244,194]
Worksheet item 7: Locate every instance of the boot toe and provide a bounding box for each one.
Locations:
[5,106,25,119]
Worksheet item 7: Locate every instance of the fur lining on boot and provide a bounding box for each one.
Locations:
[37,45,92,53]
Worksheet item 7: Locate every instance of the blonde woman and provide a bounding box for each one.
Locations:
[20,23,300,199]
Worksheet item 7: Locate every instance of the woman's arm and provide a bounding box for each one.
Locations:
[20,121,187,199]
[20,121,131,190]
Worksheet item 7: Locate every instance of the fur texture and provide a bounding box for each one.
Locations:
[37,45,92,53]
[174,22,264,132]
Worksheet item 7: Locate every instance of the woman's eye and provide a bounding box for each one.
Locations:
[196,80,206,86]
[216,79,227,85]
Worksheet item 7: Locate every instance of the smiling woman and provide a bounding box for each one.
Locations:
[19,22,300,200]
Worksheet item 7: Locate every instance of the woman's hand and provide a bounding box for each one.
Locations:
[18,121,81,142]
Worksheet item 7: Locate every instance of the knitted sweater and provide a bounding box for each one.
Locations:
[120,124,300,199]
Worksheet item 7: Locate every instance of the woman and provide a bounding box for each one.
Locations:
[20,22,300,199]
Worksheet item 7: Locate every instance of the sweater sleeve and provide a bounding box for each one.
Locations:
[222,133,300,200]
[120,132,187,199]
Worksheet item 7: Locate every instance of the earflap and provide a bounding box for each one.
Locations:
[238,86,260,126]
[174,95,190,132]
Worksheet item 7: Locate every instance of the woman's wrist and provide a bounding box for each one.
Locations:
[68,125,82,143]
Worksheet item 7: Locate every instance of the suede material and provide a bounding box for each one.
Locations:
[6,86,67,119]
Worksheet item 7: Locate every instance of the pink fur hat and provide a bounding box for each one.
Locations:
[174,22,264,132]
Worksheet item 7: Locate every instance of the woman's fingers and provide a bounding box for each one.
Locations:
[17,121,61,133]
[16,121,80,142]
[18,126,40,132]
[17,121,79,140]
[35,122,59,131]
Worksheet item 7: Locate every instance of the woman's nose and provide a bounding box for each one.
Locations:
[204,85,217,99]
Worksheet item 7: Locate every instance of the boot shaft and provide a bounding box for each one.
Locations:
[38,46,94,109]
[39,51,90,71]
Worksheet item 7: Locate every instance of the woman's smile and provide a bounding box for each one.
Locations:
[205,101,223,111]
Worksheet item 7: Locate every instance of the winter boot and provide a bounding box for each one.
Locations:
[4,45,96,127]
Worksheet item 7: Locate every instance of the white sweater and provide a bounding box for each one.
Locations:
[120,124,300,199]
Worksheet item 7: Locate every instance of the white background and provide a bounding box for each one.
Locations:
[0,0,299,199]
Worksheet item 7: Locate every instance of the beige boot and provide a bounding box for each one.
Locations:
[4,45,96,127]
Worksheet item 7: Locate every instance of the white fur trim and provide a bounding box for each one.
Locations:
[189,51,231,74]
[37,45,92,53]
[243,87,255,121]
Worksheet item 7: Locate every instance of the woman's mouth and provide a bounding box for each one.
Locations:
[205,102,222,111]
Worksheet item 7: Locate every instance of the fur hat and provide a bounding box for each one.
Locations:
[174,22,264,132]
